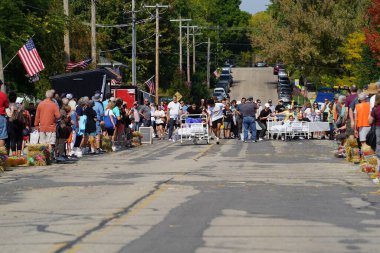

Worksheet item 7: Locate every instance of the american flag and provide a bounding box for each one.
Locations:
[292,86,301,96]
[110,79,121,86]
[17,39,45,77]
[145,76,155,94]
[65,58,92,72]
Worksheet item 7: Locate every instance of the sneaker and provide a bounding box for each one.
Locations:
[258,138,264,141]
[112,146,116,152]
[252,140,257,143]
[281,136,285,141]
[244,140,247,143]
[216,137,220,145]
[68,150,75,156]
[75,150,83,158]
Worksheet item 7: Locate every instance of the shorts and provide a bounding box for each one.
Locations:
[96,121,102,135]
[0,115,8,140]
[224,121,231,129]
[106,128,114,136]
[156,123,164,126]
[212,118,223,129]
[359,127,371,142]
[39,132,56,145]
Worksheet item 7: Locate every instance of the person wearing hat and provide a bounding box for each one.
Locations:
[0,80,8,147]
[239,96,258,142]
[257,103,272,141]
[92,93,104,153]
[368,82,380,110]
[275,99,285,113]
[354,92,371,144]
[66,94,76,111]
[268,99,275,113]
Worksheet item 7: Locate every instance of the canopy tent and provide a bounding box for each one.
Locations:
[49,69,121,99]
[315,92,335,103]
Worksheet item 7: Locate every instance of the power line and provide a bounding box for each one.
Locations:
[99,33,156,53]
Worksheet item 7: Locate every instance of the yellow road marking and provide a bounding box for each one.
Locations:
[193,144,215,161]
[368,189,380,195]
[50,143,212,253]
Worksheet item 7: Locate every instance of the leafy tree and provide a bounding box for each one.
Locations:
[250,0,371,80]
[364,0,380,67]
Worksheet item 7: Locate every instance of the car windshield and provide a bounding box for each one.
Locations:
[213,92,222,96]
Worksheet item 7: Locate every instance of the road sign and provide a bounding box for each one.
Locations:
[175,91,183,101]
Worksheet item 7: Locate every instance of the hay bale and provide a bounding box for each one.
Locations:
[102,136,112,152]
[346,136,358,148]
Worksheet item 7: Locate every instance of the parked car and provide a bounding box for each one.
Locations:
[221,67,232,74]
[213,92,227,102]
[278,75,290,83]
[278,94,292,102]
[219,74,233,86]
[255,61,267,67]
[277,87,292,93]
[278,83,292,91]
[273,63,285,75]
[278,70,287,77]
[215,81,230,94]
[213,88,229,98]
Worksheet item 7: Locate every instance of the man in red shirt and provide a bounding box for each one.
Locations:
[35,90,60,148]
[0,80,9,147]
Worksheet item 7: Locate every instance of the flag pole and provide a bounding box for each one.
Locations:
[144,75,155,84]
[3,34,36,70]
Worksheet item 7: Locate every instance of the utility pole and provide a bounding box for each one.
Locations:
[145,4,169,104]
[192,27,196,74]
[63,0,70,62]
[170,17,191,72]
[132,0,136,86]
[91,0,97,65]
[189,26,200,74]
[207,37,211,89]
[186,23,190,84]
[0,44,5,92]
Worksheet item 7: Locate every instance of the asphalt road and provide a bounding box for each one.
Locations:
[0,68,380,253]
[229,67,278,102]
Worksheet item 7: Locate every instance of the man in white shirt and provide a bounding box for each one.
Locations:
[167,95,181,140]
[208,99,224,144]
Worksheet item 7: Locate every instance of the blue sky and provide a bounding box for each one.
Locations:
[240,0,270,14]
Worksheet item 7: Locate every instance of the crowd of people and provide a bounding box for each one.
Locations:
[0,79,379,164]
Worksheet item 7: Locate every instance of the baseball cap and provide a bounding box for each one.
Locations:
[247,96,253,101]
[264,103,270,108]
[268,99,272,103]
[66,93,73,100]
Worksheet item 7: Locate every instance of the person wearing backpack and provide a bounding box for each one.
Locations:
[9,104,26,157]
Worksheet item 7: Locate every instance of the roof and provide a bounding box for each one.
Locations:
[49,68,120,81]
[97,56,126,67]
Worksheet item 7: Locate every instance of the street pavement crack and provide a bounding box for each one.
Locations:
[52,176,177,253]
